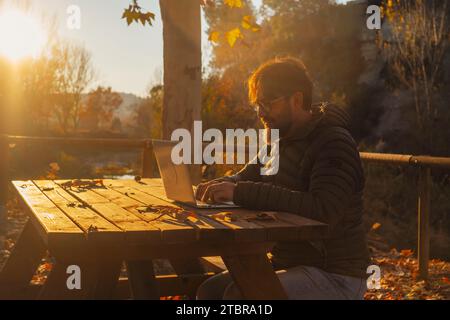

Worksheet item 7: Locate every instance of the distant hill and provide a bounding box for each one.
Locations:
[114,93,144,127]
[79,92,144,134]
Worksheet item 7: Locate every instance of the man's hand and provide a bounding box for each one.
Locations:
[195,181,236,204]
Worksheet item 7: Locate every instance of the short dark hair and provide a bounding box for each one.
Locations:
[248,56,313,110]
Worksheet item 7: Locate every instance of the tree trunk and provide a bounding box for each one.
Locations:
[160,0,202,183]
[160,0,202,139]
[158,0,205,277]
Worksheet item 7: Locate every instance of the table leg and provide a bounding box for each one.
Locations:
[126,260,159,300]
[39,256,122,300]
[170,258,206,299]
[222,253,288,300]
[0,221,46,299]
[91,257,123,300]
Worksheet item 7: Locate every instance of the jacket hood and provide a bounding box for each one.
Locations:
[313,102,351,131]
[282,102,351,142]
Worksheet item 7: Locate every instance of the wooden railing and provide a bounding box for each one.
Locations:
[1,135,450,279]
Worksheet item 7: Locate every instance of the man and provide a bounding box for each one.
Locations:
[196,57,370,300]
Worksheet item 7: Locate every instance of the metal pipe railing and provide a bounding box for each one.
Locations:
[1,134,450,280]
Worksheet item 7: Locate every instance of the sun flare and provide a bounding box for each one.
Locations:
[0,9,47,62]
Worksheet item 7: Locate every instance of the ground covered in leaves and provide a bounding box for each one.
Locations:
[364,247,450,300]
[1,197,449,300]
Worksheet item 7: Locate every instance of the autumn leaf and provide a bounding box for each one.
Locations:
[140,12,155,26]
[241,15,260,32]
[241,15,252,29]
[42,262,53,272]
[122,3,155,27]
[224,0,243,8]
[400,249,414,257]
[226,27,243,47]
[122,5,133,19]
[209,31,220,43]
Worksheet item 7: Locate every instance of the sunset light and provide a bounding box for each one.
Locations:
[0,9,47,62]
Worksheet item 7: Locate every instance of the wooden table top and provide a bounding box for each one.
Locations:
[12,179,329,250]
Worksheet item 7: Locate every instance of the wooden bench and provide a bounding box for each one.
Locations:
[0,178,328,300]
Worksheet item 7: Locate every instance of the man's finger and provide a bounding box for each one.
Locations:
[201,184,214,203]
[196,179,224,200]
[195,183,206,200]
[195,181,214,200]
[202,183,221,203]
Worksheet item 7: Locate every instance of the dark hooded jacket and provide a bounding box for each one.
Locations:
[229,103,370,278]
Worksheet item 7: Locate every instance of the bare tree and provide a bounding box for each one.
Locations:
[380,0,449,153]
[52,42,95,134]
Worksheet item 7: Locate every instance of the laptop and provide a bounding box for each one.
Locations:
[153,140,239,209]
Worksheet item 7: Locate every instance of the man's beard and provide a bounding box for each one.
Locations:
[261,108,293,138]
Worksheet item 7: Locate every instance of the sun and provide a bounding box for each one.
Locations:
[0,9,47,62]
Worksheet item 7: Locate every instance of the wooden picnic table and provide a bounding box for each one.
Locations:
[0,178,328,300]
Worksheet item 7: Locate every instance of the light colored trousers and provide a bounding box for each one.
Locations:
[197,265,367,300]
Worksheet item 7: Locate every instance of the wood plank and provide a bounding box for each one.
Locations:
[136,179,328,241]
[90,203,161,244]
[50,182,161,245]
[245,212,309,241]
[126,260,159,300]
[102,183,196,243]
[122,242,275,261]
[32,181,124,245]
[200,256,226,273]
[106,179,168,201]
[201,209,321,242]
[222,253,288,300]
[275,212,329,240]
[11,181,85,248]
[120,179,313,242]
[120,182,234,242]
[54,180,110,204]
[106,180,327,243]
[114,179,266,243]
[140,178,164,186]
[105,178,163,188]
[197,209,268,243]
[89,257,123,300]
[90,186,143,208]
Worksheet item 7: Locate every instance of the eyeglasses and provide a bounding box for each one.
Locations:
[253,95,287,114]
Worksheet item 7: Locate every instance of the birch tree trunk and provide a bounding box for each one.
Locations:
[159,0,205,277]
[160,0,203,184]
[160,0,202,139]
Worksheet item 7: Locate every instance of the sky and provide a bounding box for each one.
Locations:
[1,0,350,96]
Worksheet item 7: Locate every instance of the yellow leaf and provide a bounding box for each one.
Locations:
[226,27,243,47]
[242,15,252,29]
[209,31,220,43]
[224,0,243,8]
[241,15,260,32]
